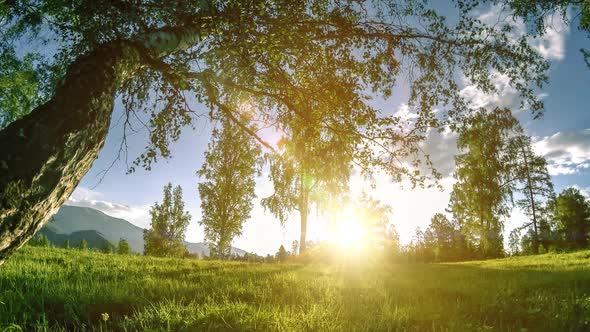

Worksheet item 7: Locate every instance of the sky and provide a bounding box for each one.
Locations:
[65,5,590,255]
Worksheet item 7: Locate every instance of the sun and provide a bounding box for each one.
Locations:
[336,218,365,248]
[333,207,367,249]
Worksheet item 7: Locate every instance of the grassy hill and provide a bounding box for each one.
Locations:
[1,246,590,331]
[43,205,246,256]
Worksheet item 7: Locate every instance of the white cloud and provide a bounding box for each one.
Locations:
[67,187,151,228]
[395,103,419,121]
[570,185,590,199]
[459,6,569,113]
[419,128,458,178]
[478,5,569,61]
[534,129,590,175]
[460,71,522,112]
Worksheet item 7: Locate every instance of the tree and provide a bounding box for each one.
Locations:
[62,239,69,249]
[449,108,521,258]
[0,50,49,129]
[549,188,590,249]
[427,213,457,261]
[276,245,288,262]
[385,224,401,259]
[355,193,393,251]
[77,239,87,251]
[38,234,50,248]
[197,119,261,259]
[0,1,549,263]
[508,228,521,256]
[144,183,191,257]
[100,242,112,254]
[291,240,299,256]
[407,227,436,263]
[116,239,131,255]
[262,113,354,254]
[509,135,554,254]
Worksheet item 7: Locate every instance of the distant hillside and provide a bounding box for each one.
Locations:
[41,205,246,256]
[40,228,114,251]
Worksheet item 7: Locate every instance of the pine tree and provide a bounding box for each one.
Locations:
[116,239,131,255]
[509,135,554,254]
[276,245,288,262]
[63,239,69,249]
[144,183,191,257]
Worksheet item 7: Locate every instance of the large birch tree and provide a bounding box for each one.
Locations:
[0,0,548,263]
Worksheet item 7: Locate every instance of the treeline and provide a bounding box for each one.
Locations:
[28,236,132,255]
[399,109,590,262]
[138,108,590,264]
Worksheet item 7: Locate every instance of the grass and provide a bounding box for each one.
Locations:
[1,247,590,331]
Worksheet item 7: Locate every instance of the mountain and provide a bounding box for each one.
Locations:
[40,205,246,256]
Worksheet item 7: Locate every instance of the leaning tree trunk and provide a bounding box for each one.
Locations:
[0,27,203,264]
[521,145,539,254]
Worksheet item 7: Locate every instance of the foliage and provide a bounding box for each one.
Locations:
[197,118,261,259]
[426,213,468,261]
[549,187,590,249]
[449,108,522,258]
[5,245,590,330]
[508,228,521,255]
[116,239,131,255]
[275,245,288,262]
[485,0,590,67]
[511,134,554,254]
[77,239,87,251]
[0,0,555,261]
[0,50,49,129]
[1,0,549,181]
[62,239,69,249]
[261,107,355,253]
[355,193,393,250]
[144,183,191,257]
[100,242,112,254]
[28,234,51,248]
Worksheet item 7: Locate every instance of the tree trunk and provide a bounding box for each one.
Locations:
[521,145,539,254]
[0,26,204,264]
[299,199,308,254]
[298,174,309,254]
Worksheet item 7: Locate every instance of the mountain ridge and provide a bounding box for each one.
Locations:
[40,205,246,257]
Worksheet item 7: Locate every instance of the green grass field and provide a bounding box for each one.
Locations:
[1,246,590,331]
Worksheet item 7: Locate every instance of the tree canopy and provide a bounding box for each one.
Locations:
[144,183,191,257]
[449,108,521,258]
[198,118,261,259]
[0,0,551,262]
[2,0,548,176]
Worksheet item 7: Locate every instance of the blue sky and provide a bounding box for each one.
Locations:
[65,6,590,255]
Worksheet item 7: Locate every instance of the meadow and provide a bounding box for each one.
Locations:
[1,246,590,331]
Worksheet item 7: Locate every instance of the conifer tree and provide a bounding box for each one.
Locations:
[116,239,131,255]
